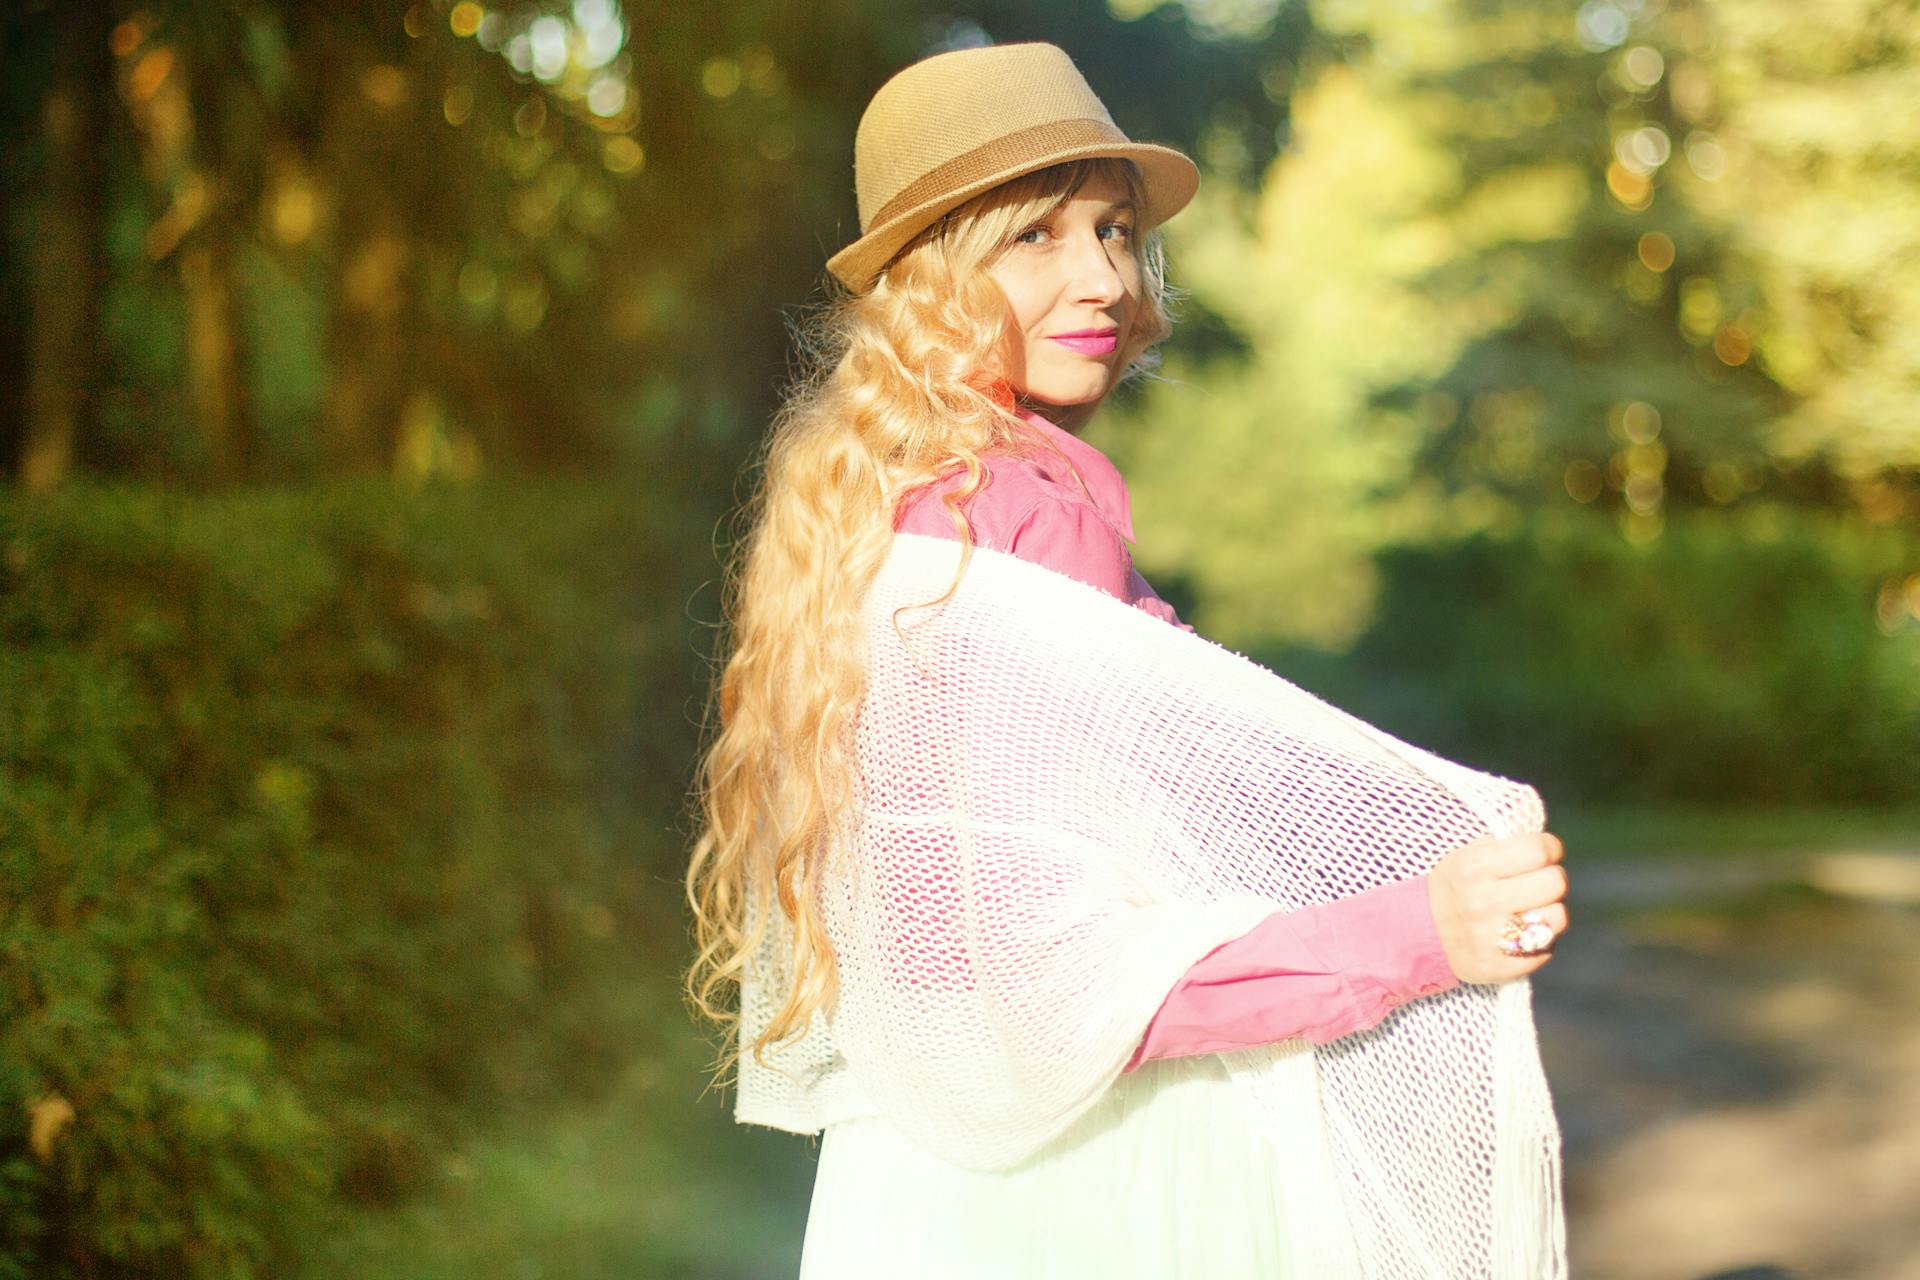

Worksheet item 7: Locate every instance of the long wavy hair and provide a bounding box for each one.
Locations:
[685,156,1176,1073]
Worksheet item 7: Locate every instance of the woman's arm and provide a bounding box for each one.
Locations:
[1123,873,1459,1070]
[1130,830,1573,1067]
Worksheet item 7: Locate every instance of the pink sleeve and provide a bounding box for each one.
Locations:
[1122,873,1460,1070]
[1002,496,1134,599]
[1004,499,1201,632]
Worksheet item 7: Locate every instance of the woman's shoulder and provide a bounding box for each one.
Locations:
[894,448,1135,598]
[893,447,1097,539]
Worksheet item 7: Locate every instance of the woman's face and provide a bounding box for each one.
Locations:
[985,169,1143,431]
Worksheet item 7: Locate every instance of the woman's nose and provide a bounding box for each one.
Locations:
[1066,229,1125,303]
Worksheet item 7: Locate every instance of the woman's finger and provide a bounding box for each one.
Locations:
[1479,833,1562,878]
[1495,863,1570,913]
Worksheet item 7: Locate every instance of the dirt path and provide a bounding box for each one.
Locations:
[1535,854,1920,1280]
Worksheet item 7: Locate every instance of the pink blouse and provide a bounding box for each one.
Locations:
[893,407,1461,1070]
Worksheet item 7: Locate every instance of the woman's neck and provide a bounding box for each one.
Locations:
[1014,396,1100,436]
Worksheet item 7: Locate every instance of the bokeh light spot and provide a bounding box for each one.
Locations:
[1670,61,1713,120]
[1605,160,1653,210]
[1614,124,1671,174]
[758,124,797,162]
[110,18,144,58]
[702,58,743,98]
[1637,230,1676,272]
[1622,45,1665,88]
[579,17,626,69]
[1622,260,1664,304]
[503,274,549,332]
[268,176,318,246]
[1684,131,1726,180]
[128,48,175,103]
[1875,579,1911,634]
[458,262,498,309]
[1627,440,1668,474]
[509,184,560,238]
[1679,276,1721,340]
[529,16,568,82]
[1625,470,1664,514]
[1621,508,1664,544]
[450,2,485,37]
[1577,0,1630,51]
[602,136,644,175]
[1703,461,1742,504]
[513,95,548,138]
[361,65,410,109]
[744,47,785,96]
[1563,459,1603,503]
[443,84,475,127]
[586,76,627,118]
[1621,400,1662,442]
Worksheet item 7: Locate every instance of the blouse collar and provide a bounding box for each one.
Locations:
[1013,406,1137,544]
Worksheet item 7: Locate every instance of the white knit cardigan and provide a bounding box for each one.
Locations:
[738,533,1567,1280]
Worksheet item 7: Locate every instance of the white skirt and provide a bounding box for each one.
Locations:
[797,1053,1297,1279]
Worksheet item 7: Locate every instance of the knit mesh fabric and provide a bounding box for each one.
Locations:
[737,534,1567,1280]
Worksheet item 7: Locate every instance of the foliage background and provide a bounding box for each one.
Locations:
[0,0,1915,1275]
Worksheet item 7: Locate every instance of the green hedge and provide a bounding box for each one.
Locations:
[1267,507,1920,807]
[0,475,704,1279]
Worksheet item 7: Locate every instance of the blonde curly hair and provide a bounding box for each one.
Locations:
[685,156,1176,1072]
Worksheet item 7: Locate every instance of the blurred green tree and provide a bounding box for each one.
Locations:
[1341,0,1805,531]
[1110,0,1920,651]
[1697,0,1920,512]
[16,2,113,494]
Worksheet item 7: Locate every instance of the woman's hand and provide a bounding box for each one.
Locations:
[1426,832,1569,984]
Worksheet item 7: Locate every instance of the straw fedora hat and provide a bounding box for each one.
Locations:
[826,42,1200,292]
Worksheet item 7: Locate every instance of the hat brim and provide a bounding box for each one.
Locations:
[826,141,1198,293]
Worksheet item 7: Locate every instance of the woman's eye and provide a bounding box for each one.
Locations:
[1014,225,1050,245]
[1100,222,1134,243]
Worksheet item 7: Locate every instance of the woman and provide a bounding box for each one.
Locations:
[687,42,1570,1279]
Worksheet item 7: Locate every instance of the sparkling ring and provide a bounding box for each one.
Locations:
[1500,909,1555,957]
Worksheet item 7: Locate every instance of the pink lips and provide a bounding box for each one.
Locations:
[1048,327,1119,357]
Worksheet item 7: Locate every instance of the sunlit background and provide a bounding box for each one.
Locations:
[1,0,1915,1277]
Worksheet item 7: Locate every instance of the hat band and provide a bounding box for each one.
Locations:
[866,117,1129,232]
